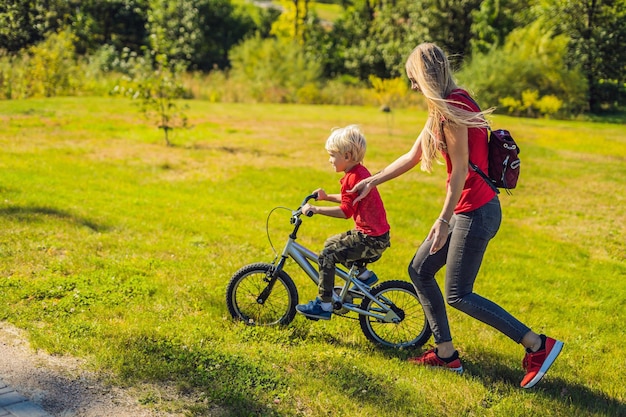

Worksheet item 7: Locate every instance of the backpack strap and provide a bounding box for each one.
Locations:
[454,91,499,194]
[469,161,499,194]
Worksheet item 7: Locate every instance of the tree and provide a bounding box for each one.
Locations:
[459,20,587,116]
[147,0,258,71]
[547,0,626,112]
[70,0,149,55]
[415,0,483,58]
[0,0,70,52]
[470,0,535,53]
[321,0,486,81]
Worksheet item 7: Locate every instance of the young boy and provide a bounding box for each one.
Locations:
[296,125,391,320]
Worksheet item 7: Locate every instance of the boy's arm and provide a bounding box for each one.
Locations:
[312,188,341,203]
[301,203,348,219]
[321,193,342,203]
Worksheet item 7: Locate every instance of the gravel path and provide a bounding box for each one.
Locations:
[0,322,181,417]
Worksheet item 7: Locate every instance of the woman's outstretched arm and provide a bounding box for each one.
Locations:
[349,127,426,203]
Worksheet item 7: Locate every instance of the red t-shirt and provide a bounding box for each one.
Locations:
[339,164,390,237]
[443,89,496,213]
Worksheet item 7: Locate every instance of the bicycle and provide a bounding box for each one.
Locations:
[225,193,432,348]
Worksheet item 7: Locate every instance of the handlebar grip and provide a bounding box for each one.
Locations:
[306,210,314,217]
[300,192,319,207]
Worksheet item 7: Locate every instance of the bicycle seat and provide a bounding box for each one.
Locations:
[348,254,381,269]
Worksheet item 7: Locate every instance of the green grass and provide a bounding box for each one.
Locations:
[0,97,624,416]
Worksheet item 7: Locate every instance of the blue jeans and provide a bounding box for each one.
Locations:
[408,197,530,344]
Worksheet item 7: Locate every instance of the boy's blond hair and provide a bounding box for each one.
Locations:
[325,125,366,163]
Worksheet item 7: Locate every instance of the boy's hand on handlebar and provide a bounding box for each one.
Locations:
[301,203,316,217]
[313,188,328,201]
[348,179,373,204]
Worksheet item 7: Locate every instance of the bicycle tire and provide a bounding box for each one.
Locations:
[226,263,298,326]
[359,280,431,348]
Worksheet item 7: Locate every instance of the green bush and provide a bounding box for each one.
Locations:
[228,35,322,103]
[499,91,563,118]
[536,95,563,118]
[459,20,587,117]
[0,29,83,99]
[24,30,83,98]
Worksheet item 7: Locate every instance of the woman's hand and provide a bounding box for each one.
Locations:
[348,179,374,204]
[427,220,449,254]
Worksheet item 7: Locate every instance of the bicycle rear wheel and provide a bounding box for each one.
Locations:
[359,280,431,348]
[226,263,298,326]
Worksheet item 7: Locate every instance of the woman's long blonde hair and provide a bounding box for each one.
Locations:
[405,43,494,172]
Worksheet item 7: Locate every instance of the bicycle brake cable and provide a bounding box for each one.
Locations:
[266,206,292,259]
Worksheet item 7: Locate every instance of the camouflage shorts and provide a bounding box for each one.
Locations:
[317,230,390,301]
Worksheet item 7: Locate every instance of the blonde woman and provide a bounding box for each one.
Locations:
[350,43,562,389]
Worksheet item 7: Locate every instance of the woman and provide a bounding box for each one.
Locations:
[349,43,562,388]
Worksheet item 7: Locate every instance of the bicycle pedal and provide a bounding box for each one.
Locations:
[305,316,320,322]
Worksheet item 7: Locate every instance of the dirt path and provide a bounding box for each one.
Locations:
[0,322,181,417]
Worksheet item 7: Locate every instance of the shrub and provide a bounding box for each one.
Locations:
[498,96,522,116]
[0,29,83,99]
[458,20,587,117]
[228,35,321,103]
[23,30,83,98]
[536,95,563,118]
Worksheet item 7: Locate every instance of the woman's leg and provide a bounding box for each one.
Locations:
[444,197,531,343]
[408,232,451,344]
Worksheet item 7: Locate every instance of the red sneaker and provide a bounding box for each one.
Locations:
[521,335,564,388]
[408,348,464,373]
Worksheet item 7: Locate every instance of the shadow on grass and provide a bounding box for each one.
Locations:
[370,345,624,415]
[116,333,291,417]
[0,205,109,232]
[460,350,626,416]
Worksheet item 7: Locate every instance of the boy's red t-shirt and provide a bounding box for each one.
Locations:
[339,164,390,237]
[443,89,497,213]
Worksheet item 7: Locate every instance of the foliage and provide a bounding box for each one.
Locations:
[146,0,260,71]
[70,0,149,55]
[458,20,587,117]
[228,35,322,103]
[499,90,563,118]
[470,0,537,53]
[545,0,626,112]
[0,29,83,99]
[271,0,312,41]
[414,0,483,57]
[112,45,189,146]
[0,0,71,52]
[368,75,410,110]
[0,0,624,119]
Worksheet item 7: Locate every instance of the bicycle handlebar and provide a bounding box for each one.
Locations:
[293,192,318,219]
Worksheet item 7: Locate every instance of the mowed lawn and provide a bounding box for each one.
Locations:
[0,97,624,416]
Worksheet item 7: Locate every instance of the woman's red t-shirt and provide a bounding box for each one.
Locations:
[443,89,496,213]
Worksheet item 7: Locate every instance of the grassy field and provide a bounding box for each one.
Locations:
[0,97,624,416]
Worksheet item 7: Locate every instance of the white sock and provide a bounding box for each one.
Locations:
[358,270,371,280]
[321,302,333,312]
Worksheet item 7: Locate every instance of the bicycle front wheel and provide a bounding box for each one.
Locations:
[359,280,431,348]
[226,263,298,326]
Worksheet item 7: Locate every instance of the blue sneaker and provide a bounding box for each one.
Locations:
[296,298,332,320]
[354,271,378,287]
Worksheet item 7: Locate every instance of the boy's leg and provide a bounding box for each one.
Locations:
[319,231,389,300]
